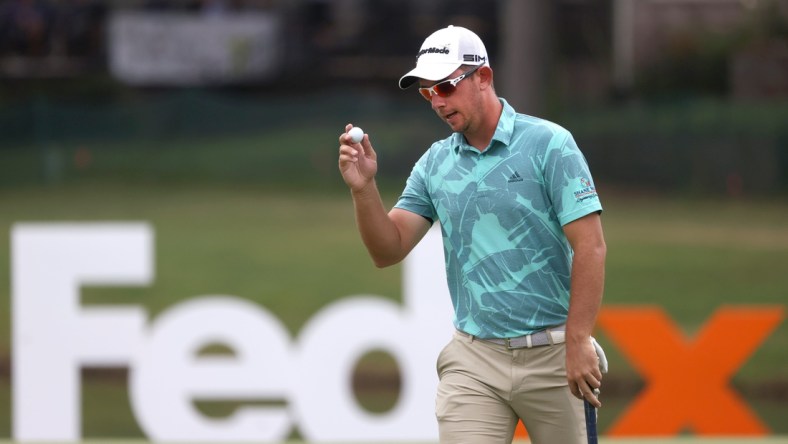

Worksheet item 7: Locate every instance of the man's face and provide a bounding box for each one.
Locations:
[418,67,481,134]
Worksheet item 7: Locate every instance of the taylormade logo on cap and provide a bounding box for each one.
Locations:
[418,47,451,58]
[399,25,489,90]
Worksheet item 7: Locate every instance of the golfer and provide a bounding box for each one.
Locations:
[338,25,606,444]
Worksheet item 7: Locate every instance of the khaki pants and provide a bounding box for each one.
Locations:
[436,331,587,444]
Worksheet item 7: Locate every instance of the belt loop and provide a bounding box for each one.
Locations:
[547,328,554,346]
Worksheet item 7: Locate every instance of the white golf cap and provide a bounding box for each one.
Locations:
[398,25,490,90]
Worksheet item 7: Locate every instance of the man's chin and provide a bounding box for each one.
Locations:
[444,117,466,133]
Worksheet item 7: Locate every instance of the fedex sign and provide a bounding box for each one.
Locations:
[10,223,785,442]
[12,222,454,442]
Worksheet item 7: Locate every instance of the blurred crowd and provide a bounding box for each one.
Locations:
[0,0,106,58]
[0,0,495,65]
[142,0,274,13]
[0,0,278,60]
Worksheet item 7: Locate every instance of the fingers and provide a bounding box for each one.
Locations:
[566,336,607,408]
[570,377,600,397]
[359,134,376,161]
[570,376,603,408]
[338,124,375,162]
[571,383,601,408]
[585,386,602,408]
[338,137,363,172]
[339,123,362,146]
[338,124,359,164]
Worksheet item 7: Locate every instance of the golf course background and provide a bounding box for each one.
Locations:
[0,88,786,441]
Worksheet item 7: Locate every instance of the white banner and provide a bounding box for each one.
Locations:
[108,12,282,86]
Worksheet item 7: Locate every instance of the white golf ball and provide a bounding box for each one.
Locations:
[349,127,364,143]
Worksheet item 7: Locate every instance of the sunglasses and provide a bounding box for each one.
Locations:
[418,64,483,101]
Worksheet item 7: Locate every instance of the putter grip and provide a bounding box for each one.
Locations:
[584,399,598,444]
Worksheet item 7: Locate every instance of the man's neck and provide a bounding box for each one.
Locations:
[465,96,503,151]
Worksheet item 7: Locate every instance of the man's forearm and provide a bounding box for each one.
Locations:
[351,180,405,268]
[565,242,606,342]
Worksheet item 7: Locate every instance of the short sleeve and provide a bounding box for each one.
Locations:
[394,149,437,222]
[544,131,603,226]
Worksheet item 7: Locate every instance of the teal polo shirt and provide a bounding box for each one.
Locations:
[394,98,602,338]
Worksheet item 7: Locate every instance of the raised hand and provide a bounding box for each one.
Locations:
[338,123,378,192]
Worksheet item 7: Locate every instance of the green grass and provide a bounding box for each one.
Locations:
[0,184,785,439]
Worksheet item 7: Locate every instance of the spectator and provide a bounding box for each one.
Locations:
[0,0,55,56]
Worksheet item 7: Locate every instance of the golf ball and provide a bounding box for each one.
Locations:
[349,127,364,143]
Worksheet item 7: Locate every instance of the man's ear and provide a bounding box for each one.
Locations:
[478,66,494,90]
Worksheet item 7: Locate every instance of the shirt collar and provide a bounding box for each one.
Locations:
[452,98,516,154]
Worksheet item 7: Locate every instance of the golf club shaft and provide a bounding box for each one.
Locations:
[584,399,598,444]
